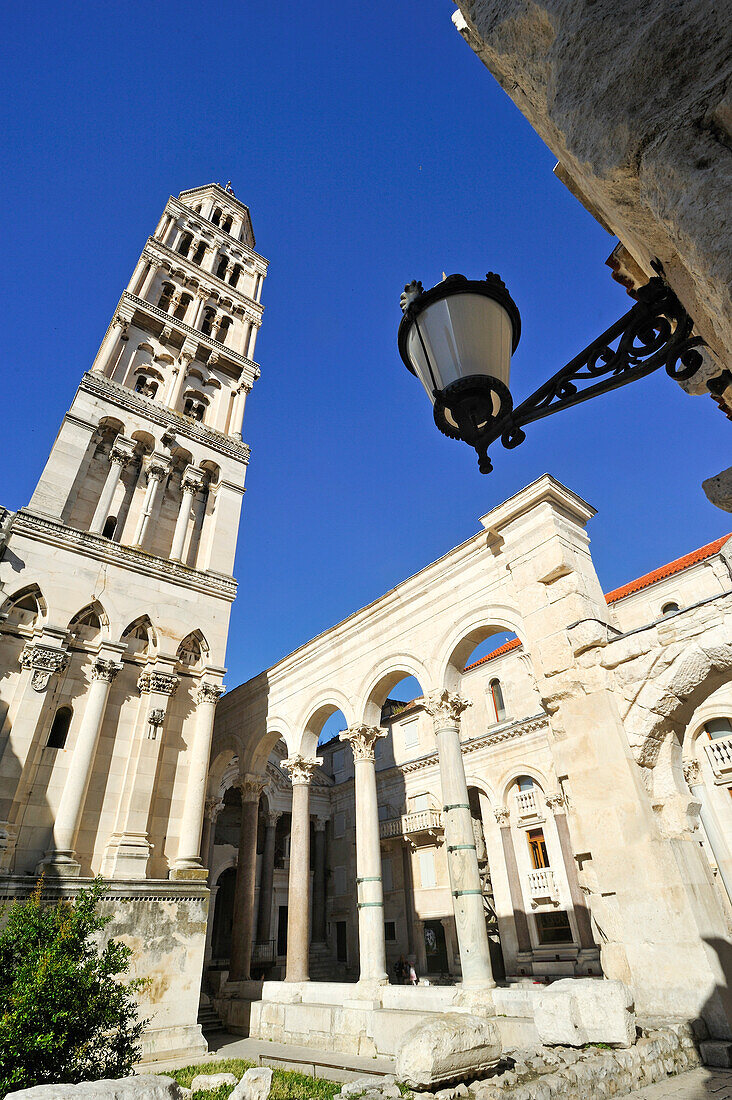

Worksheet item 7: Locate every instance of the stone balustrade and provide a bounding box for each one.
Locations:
[527,867,558,905]
[378,807,444,840]
[705,735,732,778]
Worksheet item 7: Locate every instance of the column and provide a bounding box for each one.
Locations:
[684,760,732,904]
[246,322,259,360]
[495,808,532,954]
[201,796,225,877]
[132,454,169,548]
[167,350,194,410]
[311,817,327,945]
[91,313,130,373]
[206,245,220,273]
[240,321,253,357]
[173,680,225,876]
[100,665,178,879]
[89,436,136,534]
[401,842,415,958]
[128,254,149,295]
[256,810,281,944]
[424,690,494,989]
[229,775,266,982]
[229,383,250,440]
[546,793,597,950]
[41,653,124,873]
[339,725,388,985]
[169,465,204,562]
[281,754,319,982]
[138,259,162,300]
[190,290,208,330]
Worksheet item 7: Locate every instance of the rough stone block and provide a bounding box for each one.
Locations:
[230,1067,273,1100]
[189,1073,238,1091]
[535,979,635,1048]
[700,1039,732,1067]
[6,1076,185,1099]
[395,1012,501,1089]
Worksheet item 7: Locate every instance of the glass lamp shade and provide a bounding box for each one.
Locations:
[398,274,521,407]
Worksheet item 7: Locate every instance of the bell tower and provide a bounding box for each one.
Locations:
[0,183,268,1060]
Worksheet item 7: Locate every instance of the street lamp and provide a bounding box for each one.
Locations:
[398,268,706,474]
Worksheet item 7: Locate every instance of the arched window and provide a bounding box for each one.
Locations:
[47,706,73,749]
[183,396,206,422]
[102,515,117,539]
[516,775,534,791]
[201,308,216,336]
[216,316,231,343]
[4,589,42,629]
[661,601,680,617]
[222,214,233,233]
[490,678,506,722]
[157,282,174,312]
[192,241,206,265]
[173,293,192,321]
[215,255,228,280]
[211,207,222,226]
[177,232,193,257]
[229,263,241,288]
[68,605,103,642]
[705,717,732,740]
[134,374,158,398]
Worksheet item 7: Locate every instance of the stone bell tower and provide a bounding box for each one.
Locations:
[0,183,268,1060]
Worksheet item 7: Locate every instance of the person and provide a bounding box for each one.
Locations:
[408,962,418,986]
[393,955,407,984]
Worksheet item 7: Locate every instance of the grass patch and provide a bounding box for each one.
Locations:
[171,1058,342,1100]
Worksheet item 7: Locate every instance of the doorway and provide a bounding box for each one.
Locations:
[423,920,448,974]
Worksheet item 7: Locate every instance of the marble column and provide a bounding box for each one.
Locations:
[41,654,123,873]
[424,690,494,988]
[89,437,136,534]
[684,760,732,904]
[91,313,130,373]
[256,809,280,944]
[138,260,162,300]
[281,754,319,982]
[201,797,225,877]
[340,724,388,985]
[132,454,169,548]
[229,775,266,982]
[169,465,204,561]
[311,817,328,945]
[229,383,250,440]
[167,351,193,410]
[546,793,597,950]
[173,680,225,876]
[495,808,532,954]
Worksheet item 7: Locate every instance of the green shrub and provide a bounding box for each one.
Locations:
[0,877,146,1097]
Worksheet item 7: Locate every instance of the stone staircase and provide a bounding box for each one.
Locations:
[198,997,226,1036]
[309,943,355,982]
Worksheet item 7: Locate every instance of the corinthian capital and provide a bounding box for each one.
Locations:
[282,754,321,786]
[494,807,510,827]
[91,657,123,683]
[196,681,225,706]
[683,759,702,787]
[339,724,387,763]
[236,774,267,802]
[109,436,137,468]
[423,689,472,725]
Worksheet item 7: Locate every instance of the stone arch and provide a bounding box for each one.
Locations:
[120,614,158,658]
[497,763,551,808]
[177,629,209,671]
[1,583,47,629]
[207,746,241,802]
[67,600,109,643]
[435,606,526,692]
[295,692,355,759]
[357,653,432,726]
[464,774,498,809]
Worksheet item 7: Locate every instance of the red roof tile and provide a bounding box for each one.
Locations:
[605,534,731,604]
[464,636,522,672]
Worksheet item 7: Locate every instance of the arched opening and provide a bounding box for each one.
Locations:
[183,392,207,422]
[47,705,73,749]
[215,255,228,280]
[101,515,117,539]
[157,282,174,312]
[68,604,104,645]
[229,263,241,288]
[662,601,680,617]
[211,207,222,227]
[121,616,156,659]
[173,292,192,321]
[192,241,206,265]
[216,316,232,343]
[177,630,208,671]
[201,307,216,336]
[3,587,44,630]
[134,373,159,399]
[489,678,507,723]
[177,231,193,257]
[222,214,233,234]
[210,866,236,965]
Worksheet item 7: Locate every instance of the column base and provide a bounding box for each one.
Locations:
[100,832,151,880]
[169,864,209,882]
[36,850,81,876]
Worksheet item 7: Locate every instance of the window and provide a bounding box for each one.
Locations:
[403,718,419,749]
[535,911,573,945]
[229,263,241,288]
[47,706,72,749]
[333,811,346,838]
[411,793,430,812]
[101,515,117,539]
[215,255,228,280]
[157,282,174,312]
[333,866,347,895]
[382,857,393,893]
[177,231,193,257]
[418,849,436,889]
[201,307,216,336]
[183,397,206,422]
[192,241,206,265]
[661,601,680,617]
[173,292,192,320]
[211,207,222,226]
[490,678,507,722]
[384,920,396,942]
[222,215,233,233]
[217,316,232,343]
[517,775,534,791]
[527,828,549,869]
[134,374,158,398]
[705,718,732,740]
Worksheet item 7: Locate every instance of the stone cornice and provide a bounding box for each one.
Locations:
[146,239,264,321]
[12,510,238,603]
[121,292,261,382]
[80,372,250,466]
[168,195,268,271]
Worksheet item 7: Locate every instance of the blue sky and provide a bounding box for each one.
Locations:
[2,1,728,689]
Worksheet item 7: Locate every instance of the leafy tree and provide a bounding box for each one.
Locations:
[0,877,147,1096]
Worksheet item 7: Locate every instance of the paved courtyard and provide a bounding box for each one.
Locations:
[627,1069,732,1098]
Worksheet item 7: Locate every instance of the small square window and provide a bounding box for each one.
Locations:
[385,920,397,942]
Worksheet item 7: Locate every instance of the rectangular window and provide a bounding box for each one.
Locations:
[333,866,347,896]
[382,856,393,893]
[418,849,437,889]
[385,920,397,942]
[403,719,419,749]
[411,792,430,812]
[527,828,549,869]
[535,911,573,944]
[333,811,346,838]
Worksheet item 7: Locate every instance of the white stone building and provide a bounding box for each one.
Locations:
[0,182,268,1061]
[209,478,732,1056]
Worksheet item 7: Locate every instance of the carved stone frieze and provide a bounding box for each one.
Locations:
[19,643,70,692]
[281,754,321,786]
[339,724,387,763]
[545,793,567,813]
[423,689,473,725]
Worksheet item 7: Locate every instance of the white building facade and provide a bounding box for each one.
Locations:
[0,182,268,1061]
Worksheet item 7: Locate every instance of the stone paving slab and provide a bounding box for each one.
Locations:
[626,1068,732,1098]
